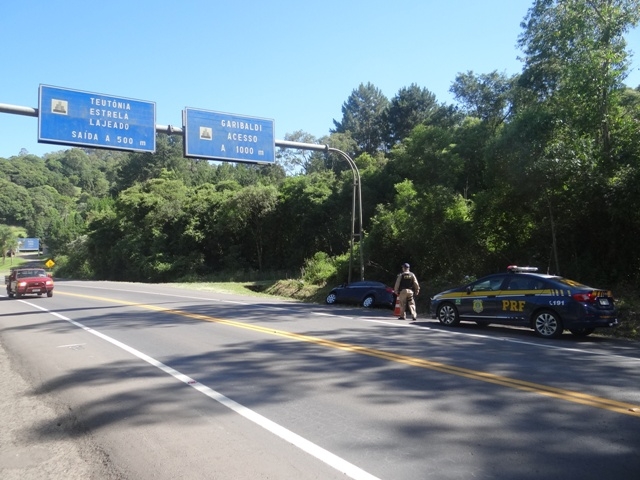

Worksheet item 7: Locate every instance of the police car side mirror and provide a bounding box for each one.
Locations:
[466,286,472,294]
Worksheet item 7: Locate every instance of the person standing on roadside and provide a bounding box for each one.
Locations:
[394,263,420,320]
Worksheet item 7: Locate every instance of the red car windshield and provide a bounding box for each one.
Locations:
[16,269,48,278]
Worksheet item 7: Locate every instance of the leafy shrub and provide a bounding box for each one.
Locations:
[332,251,354,284]
[301,252,337,285]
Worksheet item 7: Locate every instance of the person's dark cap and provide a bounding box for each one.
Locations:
[402,263,410,268]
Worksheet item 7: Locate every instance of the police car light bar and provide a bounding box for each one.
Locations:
[507,265,539,273]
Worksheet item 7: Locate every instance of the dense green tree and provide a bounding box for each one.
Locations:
[0,155,50,188]
[84,209,125,279]
[271,171,342,270]
[113,134,189,193]
[0,179,34,224]
[116,175,194,280]
[0,224,18,263]
[332,82,389,156]
[24,185,64,239]
[366,180,474,285]
[384,84,438,148]
[84,175,197,281]
[207,162,285,188]
[387,124,463,191]
[504,0,639,282]
[450,71,516,131]
[220,184,279,271]
[518,0,640,155]
[44,149,110,197]
[181,183,236,271]
[78,148,131,191]
[43,210,86,255]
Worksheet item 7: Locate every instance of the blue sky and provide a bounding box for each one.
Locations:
[1,0,639,158]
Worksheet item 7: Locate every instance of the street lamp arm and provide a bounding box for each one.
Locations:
[275,139,329,153]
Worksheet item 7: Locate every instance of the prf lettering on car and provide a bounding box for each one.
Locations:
[502,300,525,312]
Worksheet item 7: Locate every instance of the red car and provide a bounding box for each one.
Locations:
[5,267,54,298]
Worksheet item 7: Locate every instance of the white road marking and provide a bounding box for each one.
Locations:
[21,299,381,480]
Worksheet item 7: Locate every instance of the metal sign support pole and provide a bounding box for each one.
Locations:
[275,140,364,284]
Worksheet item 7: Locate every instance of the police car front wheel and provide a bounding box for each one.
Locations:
[533,310,563,339]
[437,303,460,326]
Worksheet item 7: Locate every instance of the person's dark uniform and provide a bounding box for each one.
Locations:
[394,263,420,320]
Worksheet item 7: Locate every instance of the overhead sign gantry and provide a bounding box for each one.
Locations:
[2,87,363,280]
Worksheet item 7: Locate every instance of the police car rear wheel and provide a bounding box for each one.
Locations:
[437,303,460,326]
[533,310,563,338]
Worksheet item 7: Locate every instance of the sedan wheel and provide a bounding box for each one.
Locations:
[325,292,337,305]
[362,295,375,308]
[534,310,563,338]
[437,303,460,326]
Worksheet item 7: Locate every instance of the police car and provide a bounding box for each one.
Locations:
[429,266,618,338]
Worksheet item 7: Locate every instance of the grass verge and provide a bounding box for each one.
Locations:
[168,279,330,303]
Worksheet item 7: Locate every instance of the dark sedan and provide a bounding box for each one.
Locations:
[325,281,396,308]
[429,266,618,338]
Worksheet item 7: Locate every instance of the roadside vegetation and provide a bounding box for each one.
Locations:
[1,1,639,340]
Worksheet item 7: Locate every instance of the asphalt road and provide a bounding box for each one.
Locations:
[1,280,640,479]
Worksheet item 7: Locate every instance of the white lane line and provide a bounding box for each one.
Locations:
[313,312,354,320]
[23,300,381,480]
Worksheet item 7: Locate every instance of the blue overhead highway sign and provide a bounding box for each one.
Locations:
[38,85,156,152]
[18,238,40,251]
[183,108,275,164]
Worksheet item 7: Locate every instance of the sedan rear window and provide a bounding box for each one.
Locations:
[555,277,588,289]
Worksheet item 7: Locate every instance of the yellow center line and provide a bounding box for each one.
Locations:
[58,291,640,417]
